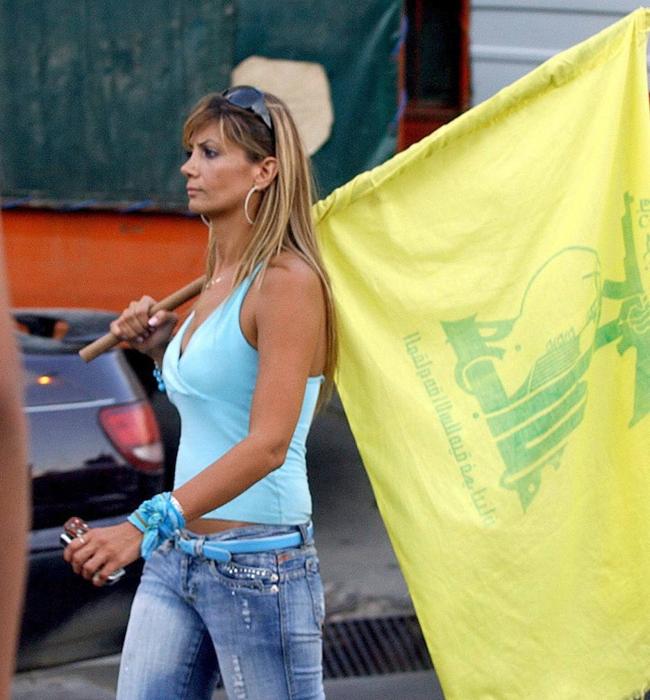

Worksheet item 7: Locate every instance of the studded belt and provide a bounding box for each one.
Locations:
[174,523,314,563]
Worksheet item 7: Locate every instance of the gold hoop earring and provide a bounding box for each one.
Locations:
[200,214,211,228]
[244,186,258,225]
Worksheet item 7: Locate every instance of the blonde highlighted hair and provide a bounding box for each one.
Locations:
[183,90,337,408]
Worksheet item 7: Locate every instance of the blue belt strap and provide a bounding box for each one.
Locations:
[175,523,314,563]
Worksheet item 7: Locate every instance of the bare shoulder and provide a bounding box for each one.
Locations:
[261,251,322,300]
[250,252,327,375]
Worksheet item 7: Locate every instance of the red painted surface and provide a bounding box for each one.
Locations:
[458,0,471,111]
[398,0,470,151]
[3,209,206,313]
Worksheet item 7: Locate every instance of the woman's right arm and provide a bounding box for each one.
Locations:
[109,295,179,362]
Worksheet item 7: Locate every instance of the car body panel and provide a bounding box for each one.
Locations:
[14,309,164,671]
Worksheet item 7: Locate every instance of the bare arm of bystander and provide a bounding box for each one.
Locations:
[0,232,29,700]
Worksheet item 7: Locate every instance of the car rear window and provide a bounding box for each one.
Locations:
[14,308,117,354]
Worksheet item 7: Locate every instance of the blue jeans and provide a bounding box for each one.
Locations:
[116,523,325,700]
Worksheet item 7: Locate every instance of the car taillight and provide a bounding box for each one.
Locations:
[99,401,164,473]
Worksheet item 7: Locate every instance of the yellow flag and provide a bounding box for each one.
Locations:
[315,8,650,699]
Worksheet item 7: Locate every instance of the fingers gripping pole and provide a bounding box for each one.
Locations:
[78,276,206,362]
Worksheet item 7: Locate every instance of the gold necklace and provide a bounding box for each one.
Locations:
[205,275,223,290]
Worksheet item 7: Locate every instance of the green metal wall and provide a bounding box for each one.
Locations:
[0,1,400,209]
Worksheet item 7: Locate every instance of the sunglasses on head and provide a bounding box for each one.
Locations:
[221,85,273,133]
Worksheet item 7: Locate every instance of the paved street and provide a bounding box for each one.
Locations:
[13,654,443,699]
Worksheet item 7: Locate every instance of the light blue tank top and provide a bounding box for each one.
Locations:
[162,267,323,524]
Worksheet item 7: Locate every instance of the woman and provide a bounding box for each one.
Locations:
[64,86,336,700]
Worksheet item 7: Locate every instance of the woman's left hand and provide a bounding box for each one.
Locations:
[63,521,143,587]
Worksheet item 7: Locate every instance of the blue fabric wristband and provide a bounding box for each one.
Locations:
[127,512,147,534]
[128,492,186,560]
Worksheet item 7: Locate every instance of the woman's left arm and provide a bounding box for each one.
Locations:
[65,257,325,584]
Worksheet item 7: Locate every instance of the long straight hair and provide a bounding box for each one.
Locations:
[183,91,337,408]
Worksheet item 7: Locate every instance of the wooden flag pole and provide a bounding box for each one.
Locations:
[78,276,205,362]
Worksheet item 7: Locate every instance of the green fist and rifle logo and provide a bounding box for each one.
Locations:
[442,193,650,511]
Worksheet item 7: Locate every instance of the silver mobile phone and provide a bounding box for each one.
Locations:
[60,518,126,585]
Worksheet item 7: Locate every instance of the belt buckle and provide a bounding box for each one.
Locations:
[205,542,232,563]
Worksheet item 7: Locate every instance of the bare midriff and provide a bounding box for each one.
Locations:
[185,517,258,535]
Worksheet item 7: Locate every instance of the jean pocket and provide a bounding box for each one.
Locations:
[207,554,280,593]
[305,557,325,628]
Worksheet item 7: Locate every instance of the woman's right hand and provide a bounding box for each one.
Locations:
[110,296,178,359]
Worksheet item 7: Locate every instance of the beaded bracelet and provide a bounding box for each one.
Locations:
[128,492,186,560]
[152,361,166,392]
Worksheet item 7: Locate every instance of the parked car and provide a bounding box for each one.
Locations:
[14,308,165,671]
